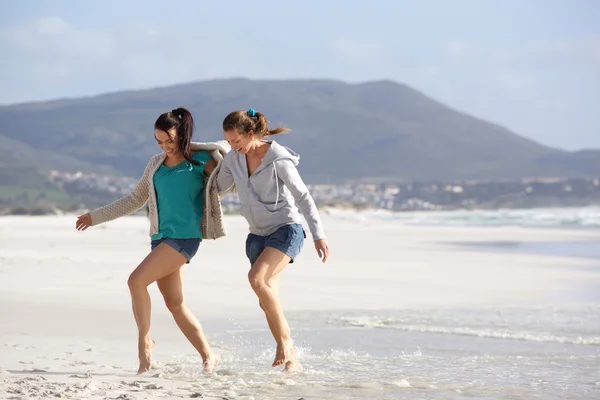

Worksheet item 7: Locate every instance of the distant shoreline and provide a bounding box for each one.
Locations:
[3,203,600,217]
[2,204,599,230]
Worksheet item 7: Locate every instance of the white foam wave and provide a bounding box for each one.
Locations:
[326,207,600,228]
[339,316,600,345]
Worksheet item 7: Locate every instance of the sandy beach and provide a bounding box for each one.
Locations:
[1,213,599,399]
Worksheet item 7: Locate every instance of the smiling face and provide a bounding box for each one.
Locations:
[224,128,256,154]
[155,128,179,156]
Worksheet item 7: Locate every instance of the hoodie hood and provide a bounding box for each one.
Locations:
[259,139,299,168]
[264,140,299,165]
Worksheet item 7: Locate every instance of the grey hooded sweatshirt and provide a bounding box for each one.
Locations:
[215,140,326,240]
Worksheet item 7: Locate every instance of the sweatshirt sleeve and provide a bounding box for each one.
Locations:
[215,153,235,194]
[276,159,326,240]
[88,158,153,225]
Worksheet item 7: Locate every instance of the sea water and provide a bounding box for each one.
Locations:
[150,305,600,399]
[148,208,600,400]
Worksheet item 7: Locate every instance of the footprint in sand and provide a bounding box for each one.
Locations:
[69,373,92,379]
[113,395,135,400]
[70,360,97,366]
[144,383,163,389]
[120,380,149,389]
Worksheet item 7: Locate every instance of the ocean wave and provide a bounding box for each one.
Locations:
[338,316,600,346]
[325,207,600,228]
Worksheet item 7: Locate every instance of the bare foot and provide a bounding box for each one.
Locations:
[282,346,302,373]
[283,360,303,373]
[202,355,220,374]
[136,339,155,375]
[272,339,294,367]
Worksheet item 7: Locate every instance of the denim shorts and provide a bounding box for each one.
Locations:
[245,223,306,266]
[151,237,201,264]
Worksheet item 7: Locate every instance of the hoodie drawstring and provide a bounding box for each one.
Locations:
[273,164,279,211]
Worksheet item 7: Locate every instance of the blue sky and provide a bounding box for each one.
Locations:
[1,0,599,150]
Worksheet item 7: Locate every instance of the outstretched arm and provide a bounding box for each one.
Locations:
[76,158,155,230]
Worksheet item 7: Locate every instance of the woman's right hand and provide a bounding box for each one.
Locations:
[75,213,92,231]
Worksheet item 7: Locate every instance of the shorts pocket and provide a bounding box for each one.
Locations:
[272,225,292,245]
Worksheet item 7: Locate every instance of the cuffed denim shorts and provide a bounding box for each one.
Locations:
[151,237,201,264]
[245,223,305,266]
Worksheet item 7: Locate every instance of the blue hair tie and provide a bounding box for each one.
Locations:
[247,108,257,118]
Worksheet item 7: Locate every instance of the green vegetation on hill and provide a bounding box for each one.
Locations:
[0,167,65,201]
[0,166,122,214]
[0,166,73,215]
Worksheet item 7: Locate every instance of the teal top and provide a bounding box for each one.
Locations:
[151,151,212,240]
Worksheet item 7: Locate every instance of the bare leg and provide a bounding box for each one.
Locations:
[261,301,278,339]
[248,247,301,370]
[127,243,188,374]
[260,275,302,373]
[157,269,219,373]
[259,274,280,340]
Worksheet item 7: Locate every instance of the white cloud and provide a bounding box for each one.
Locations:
[443,40,514,65]
[33,16,70,35]
[443,36,600,68]
[530,35,600,66]
[420,65,442,77]
[443,40,469,56]
[0,16,233,101]
[331,37,386,61]
[7,17,114,58]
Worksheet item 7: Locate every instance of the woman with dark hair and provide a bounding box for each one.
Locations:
[75,107,231,375]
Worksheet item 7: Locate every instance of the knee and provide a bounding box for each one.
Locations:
[248,270,267,292]
[164,297,184,314]
[127,273,144,290]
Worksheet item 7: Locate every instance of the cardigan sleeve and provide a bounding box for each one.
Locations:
[88,158,154,226]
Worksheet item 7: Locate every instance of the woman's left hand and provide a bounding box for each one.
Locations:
[314,239,329,263]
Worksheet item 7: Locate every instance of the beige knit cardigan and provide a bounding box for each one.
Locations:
[88,140,233,240]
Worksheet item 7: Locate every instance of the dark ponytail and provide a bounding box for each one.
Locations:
[155,107,198,165]
[222,109,290,138]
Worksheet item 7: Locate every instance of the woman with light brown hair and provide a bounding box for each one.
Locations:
[215,108,330,372]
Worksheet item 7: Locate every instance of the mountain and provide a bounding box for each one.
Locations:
[1,78,599,183]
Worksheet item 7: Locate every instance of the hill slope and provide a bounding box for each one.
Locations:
[1,78,598,183]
